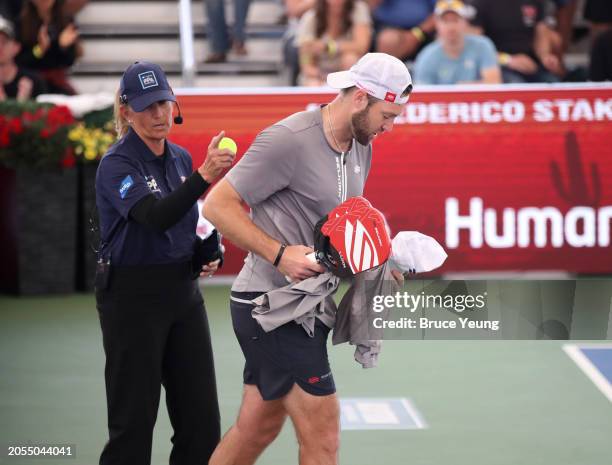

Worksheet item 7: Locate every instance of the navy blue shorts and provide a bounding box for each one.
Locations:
[230,291,336,401]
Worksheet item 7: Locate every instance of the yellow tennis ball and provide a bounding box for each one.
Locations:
[219,137,237,154]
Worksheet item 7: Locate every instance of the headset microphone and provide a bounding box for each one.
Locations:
[174,101,183,124]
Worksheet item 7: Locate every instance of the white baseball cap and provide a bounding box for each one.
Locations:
[326,53,413,105]
[434,0,473,19]
[0,15,16,39]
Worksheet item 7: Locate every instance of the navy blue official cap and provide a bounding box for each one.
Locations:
[119,61,176,112]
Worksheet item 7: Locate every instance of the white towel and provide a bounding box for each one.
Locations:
[390,231,447,273]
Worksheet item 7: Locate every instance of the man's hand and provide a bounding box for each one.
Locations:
[37,25,50,55]
[401,29,422,58]
[16,77,33,101]
[59,23,80,49]
[200,259,221,278]
[278,245,325,282]
[198,131,236,183]
[541,53,563,75]
[391,269,404,286]
[507,54,538,74]
[308,40,327,56]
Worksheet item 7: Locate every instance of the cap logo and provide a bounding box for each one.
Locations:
[384,92,397,103]
[138,71,159,89]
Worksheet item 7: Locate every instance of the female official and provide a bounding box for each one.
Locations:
[95,61,235,465]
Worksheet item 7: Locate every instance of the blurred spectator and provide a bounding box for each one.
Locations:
[470,0,562,83]
[283,0,316,85]
[63,0,89,17]
[0,1,23,24]
[16,0,81,95]
[0,15,46,100]
[551,0,578,53]
[368,0,436,61]
[296,0,371,86]
[414,0,501,84]
[584,0,612,36]
[285,0,317,18]
[203,0,252,63]
[1,1,88,25]
[589,27,612,80]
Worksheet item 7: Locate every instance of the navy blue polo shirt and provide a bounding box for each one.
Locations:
[95,128,198,266]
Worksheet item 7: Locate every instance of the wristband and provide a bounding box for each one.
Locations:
[273,244,287,267]
[411,27,425,43]
[498,52,511,66]
[32,44,43,59]
[327,39,338,56]
[299,54,314,66]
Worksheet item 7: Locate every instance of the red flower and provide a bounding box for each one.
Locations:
[0,127,9,147]
[40,128,50,138]
[47,105,74,126]
[8,118,23,134]
[61,148,76,168]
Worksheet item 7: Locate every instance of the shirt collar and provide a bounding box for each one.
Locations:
[125,127,179,162]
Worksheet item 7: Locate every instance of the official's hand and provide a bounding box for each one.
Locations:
[507,54,538,74]
[198,131,236,183]
[278,245,325,282]
[59,23,80,49]
[200,259,220,278]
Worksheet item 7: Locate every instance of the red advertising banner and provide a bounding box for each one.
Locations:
[172,84,612,275]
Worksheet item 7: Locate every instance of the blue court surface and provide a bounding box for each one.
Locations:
[563,344,612,403]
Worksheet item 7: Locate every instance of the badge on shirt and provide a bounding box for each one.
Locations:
[145,175,162,194]
[119,175,134,199]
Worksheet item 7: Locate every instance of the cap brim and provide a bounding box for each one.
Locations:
[130,89,176,112]
[435,7,471,18]
[326,70,355,90]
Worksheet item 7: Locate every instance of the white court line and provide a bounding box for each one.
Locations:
[341,397,428,430]
[400,398,428,429]
[563,344,612,404]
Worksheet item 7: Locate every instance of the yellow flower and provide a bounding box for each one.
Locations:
[68,128,80,142]
[84,148,97,160]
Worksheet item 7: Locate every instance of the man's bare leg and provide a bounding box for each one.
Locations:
[209,385,286,465]
[283,384,340,465]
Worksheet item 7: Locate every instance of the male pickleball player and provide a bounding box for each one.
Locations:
[203,53,412,465]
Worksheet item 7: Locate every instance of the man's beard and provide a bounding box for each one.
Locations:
[351,106,373,145]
